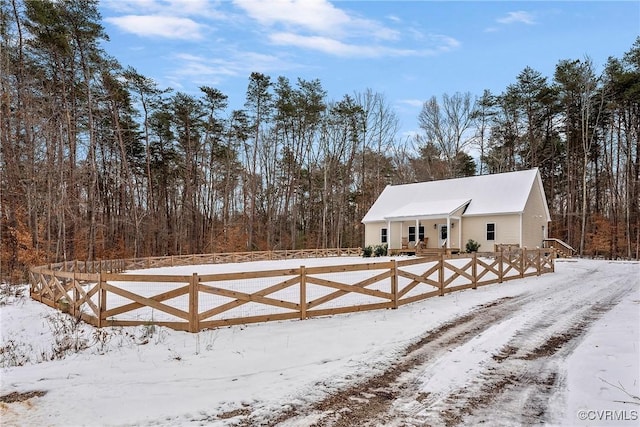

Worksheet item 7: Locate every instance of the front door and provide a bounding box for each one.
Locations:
[438,224,448,248]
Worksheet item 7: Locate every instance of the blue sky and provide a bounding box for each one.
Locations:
[99,0,640,138]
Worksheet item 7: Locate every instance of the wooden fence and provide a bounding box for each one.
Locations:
[34,247,363,274]
[29,248,555,333]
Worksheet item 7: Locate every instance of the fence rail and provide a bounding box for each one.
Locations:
[29,248,555,333]
[35,248,363,274]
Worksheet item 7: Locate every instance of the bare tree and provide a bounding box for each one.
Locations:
[418,92,476,177]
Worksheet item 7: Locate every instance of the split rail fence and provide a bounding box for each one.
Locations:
[30,248,555,333]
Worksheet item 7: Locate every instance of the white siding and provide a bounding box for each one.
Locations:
[364,222,385,247]
[461,215,520,251]
[521,178,549,248]
[365,220,463,249]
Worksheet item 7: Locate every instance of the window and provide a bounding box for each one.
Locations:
[408,226,424,242]
[381,228,388,243]
[486,223,496,241]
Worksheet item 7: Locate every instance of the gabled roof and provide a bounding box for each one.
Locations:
[362,168,550,223]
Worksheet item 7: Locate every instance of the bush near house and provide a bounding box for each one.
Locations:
[363,244,388,257]
[466,239,481,253]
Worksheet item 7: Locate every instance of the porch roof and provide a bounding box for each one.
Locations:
[383,198,470,221]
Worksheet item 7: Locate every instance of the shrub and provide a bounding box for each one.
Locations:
[362,246,373,257]
[1,340,32,367]
[466,239,481,253]
[46,313,89,359]
[374,244,388,257]
[0,283,26,306]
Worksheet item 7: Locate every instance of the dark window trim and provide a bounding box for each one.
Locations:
[486,223,496,241]
[408,226,425,242]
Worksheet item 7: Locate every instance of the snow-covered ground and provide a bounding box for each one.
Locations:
[1,258,638,426]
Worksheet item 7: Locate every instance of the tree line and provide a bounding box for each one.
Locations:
[1,0,638,281]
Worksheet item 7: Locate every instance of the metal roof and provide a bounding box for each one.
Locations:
[362,168,550,223]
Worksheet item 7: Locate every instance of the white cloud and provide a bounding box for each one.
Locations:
[269,32,362,56]
[269,32,424,58]
[106,15,204,39]
[497,11,536,25]
[387,15,402,24]
[268,31,460,58]
[168,51,301,86]
[233,0,399,41]
[173,55,236,77]
[398,99,424,108]
[233,0,349,32]
[232,0,460,59]
[102,0,226,19]
[429,34,461,52]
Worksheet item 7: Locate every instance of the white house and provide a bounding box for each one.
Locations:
[361,168,551,253]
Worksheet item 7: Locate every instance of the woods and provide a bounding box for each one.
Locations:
[1,0,639,281]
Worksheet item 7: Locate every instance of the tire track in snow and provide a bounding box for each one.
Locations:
[435,298,625,426]
[233,262,635,427]
[261,295,529,427]
[394,269,634,426]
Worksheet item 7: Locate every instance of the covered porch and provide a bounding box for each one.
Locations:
[384,199,469,256]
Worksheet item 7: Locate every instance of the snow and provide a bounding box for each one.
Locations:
[383,198,470,221]
[80,256,516,324]
[1,258,638,426]
[559,287,640,426]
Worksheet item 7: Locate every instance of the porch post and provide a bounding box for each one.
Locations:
[415,219,419,245]
[446,216,451,249]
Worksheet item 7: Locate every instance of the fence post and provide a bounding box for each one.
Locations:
[536,248,542,276]
[98,271,106,328]
[391,259,398,309]
[521,248,526,278]
[189,273,200,333]
[439,253,445,296]
[472,252,478,289]
[72,271,78,317]
[300,266,307,320]
[498,248,504,283]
